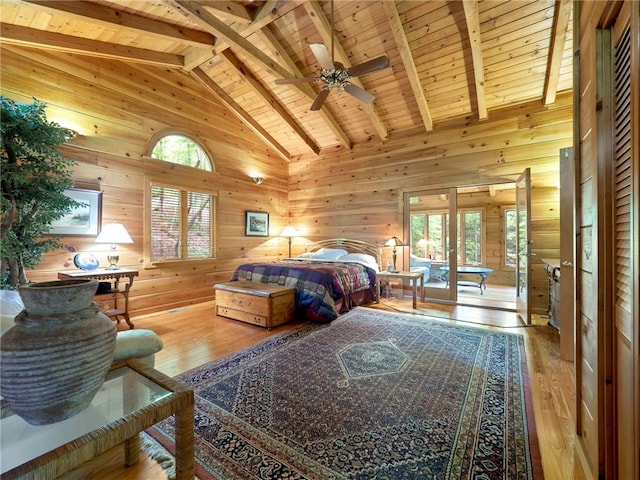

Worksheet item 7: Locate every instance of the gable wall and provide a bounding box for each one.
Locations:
[288,93,573,313]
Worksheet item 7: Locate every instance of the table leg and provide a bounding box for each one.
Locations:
[479,273,488,294]
[124,434,141,466]
[174,401,195,480]
[411,280,417,309]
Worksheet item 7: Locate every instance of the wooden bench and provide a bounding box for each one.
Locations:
[214,281,295,329]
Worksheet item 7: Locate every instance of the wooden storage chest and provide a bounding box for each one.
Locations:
[214,281,295,328]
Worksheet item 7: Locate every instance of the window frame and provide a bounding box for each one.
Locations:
[145,179,218,266]
[143,132,218,268]
[146,131,215,171]
[410,208,485,265]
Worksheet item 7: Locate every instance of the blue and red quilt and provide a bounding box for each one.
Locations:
[231,260,377,322]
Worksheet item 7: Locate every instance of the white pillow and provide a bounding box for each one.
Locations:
[296,252,316,258]
[338,253,379,270]
[312,248,348,260]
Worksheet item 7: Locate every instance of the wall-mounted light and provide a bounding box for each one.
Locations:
[250,176,264,185]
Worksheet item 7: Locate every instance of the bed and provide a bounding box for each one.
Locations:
[230,239,381,322]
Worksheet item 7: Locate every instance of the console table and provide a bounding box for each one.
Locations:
[58,268,138,329]
[1,358,194,479]
[441,266,494,294]
[377,270,424,309]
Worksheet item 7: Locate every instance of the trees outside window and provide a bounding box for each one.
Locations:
[148,134,216,263]
[150,185,215,261]
[411,210,482,264]
[504,208,518,268]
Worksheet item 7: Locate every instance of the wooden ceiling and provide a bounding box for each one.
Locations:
[0,0,573,161]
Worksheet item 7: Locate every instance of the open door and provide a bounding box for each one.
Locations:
[404,188,457,302]
[516,168,532,324]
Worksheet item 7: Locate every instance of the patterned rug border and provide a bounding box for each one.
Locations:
[148,306,544,480]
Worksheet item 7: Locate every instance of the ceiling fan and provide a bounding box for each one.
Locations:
[275,3,390,111]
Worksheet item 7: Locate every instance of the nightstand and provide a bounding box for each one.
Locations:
[377,270,424,309]
[58,268,138,329]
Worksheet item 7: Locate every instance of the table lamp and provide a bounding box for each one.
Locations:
[384,236,404,273]
[281,226,298,258]
[95,223,133,270]
[417,238,429,257]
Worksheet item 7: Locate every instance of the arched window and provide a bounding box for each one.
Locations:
[146,134,217,263]
[150,134,213,171]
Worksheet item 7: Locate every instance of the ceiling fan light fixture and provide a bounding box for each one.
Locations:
[274,3,390,111]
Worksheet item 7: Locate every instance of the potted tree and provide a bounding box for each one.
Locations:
[1,98,117,426]
[1,97,79,289]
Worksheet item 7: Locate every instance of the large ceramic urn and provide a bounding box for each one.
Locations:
[0,279,117,425]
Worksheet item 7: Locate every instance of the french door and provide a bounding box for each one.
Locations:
[515,168,532,324]
[404,188,457,301]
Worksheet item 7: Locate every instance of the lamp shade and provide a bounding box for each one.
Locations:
[95,223,133,245]
[384,236,404,247]
[416,238,429,248]
[281,226,298,238]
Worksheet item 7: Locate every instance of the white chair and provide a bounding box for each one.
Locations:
[0,290,163,367]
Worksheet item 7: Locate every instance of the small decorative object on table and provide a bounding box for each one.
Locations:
[73,252,100,271]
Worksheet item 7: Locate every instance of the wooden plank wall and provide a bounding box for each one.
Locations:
[288,93,573,314]
[1,45,572,317]
[0,46,290,316]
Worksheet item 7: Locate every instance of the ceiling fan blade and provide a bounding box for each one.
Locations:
[310,88,331,111]
[346,56,390,77]
[275,77,317,85]
[343,83,375,104]
[309,43,335,70]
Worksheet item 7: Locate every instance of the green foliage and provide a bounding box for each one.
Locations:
[1,97,78,289]
[151,134,212,171]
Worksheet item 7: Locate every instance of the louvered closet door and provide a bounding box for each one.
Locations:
[612,4,638,478]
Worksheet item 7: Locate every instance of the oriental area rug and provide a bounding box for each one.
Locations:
[147,307,542,480]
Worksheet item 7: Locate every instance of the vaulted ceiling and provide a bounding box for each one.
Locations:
[0,0,573,161]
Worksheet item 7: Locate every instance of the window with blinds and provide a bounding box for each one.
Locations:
[150,184,216,262]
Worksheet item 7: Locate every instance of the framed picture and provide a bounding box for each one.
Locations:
[48,188,103,236]
[245,211,269,237]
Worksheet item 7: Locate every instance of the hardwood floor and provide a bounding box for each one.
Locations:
[61,299,584,480]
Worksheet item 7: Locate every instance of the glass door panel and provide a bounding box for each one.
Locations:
[516,168,532,324]
[404,188,457,301]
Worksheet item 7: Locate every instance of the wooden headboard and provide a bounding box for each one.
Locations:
[304,238,382,268]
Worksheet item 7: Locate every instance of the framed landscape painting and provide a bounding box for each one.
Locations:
[245,211,269,237]
[49,188,103,236]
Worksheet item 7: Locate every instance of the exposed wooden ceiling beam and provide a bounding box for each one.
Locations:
[199,1,254,25]
[213,0,299,53]
[183,47,216,71]
[190,67,291,162]
[382,1,433,132]
[462,0,488,120]
[171,1,293,83]
[543,0,571,105]
[251,1,294,30]
[22,0,216,48]
[302,1,388,141]
[0,23,183,67]
[171,0,352,149]
[220,49,320,155]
